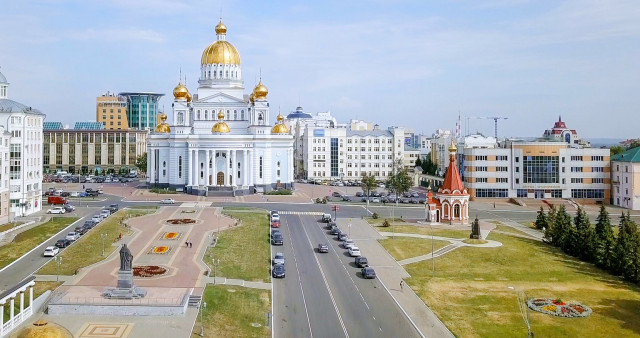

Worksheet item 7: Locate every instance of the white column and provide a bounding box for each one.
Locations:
[10,297,15,325]
[205,150,210,186]
[1,302,4,335]
[244,150,248,187]
[231,150,236,187]
[19,291,24,318]
[212,150,217,185]
[29,285,33,311]
[188,149,192,186]
[195,149,200,186]
[247,150,253,186]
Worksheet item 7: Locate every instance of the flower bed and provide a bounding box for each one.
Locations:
[149,246,172,254]
[133,265,167,277]
[162,232,182,240]
[527,298,592,318]
[166,219,196,225]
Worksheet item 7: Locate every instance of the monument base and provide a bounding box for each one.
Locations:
[102,286,147,299]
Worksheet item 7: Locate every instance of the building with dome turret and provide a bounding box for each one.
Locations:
[147,20,294,194]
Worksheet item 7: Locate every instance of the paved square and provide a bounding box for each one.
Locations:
[77,323,133,337]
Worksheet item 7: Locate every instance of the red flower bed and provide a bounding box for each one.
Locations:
[133,265,167,277]
[166,219,196,225]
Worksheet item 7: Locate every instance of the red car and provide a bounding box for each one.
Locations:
[271,220,280,228]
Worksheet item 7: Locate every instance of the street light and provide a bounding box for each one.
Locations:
[100,233,108,256]
[508,286,533,337]
[55,256,63,282]
[199,300,207,337]
[212,258,220,285]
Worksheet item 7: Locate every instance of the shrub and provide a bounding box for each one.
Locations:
[382,219,391,227]
[372,212,379,219]
[265,189,292,195]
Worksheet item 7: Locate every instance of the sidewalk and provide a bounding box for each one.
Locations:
[337,218,454,338]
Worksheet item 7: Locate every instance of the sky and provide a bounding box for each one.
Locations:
[0,0,639,139]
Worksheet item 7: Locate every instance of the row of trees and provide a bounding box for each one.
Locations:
[536,205,640,283]
[360,159,412,201]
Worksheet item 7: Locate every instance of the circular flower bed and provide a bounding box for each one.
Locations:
[527,298,592,318]
[133,265,167,277]
[162,232,182,240]
[150,246,172,254]
[166,219,196,225]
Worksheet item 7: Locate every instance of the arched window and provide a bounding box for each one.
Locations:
[454,204,460,218]
[234,110,237,120]
[177,112,184,124]
[226,71,229,77]
[197,110,201,119]
[178,156,182,178]
[208,70,211,78]
[204,110,208,120]
[241,110,245,120]
[226,110,230,120]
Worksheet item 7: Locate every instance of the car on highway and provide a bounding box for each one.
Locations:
[160,198,175,204]
[325,221,336,229]
[361,266,376,279]
[343,239,355,249]
[329,225,340,235]
[100,209,111,218]
[318,243,329,253]
[270,210,279,217]
[43,246,59,257]
[91,215,102,223]
[348,246,361,257]
[338,233,349,241]
[271,220,280,228]
[47,206,66,214]
[271,214,280,223]
[272,252,285,265]
[271,233,283,245]
[355,257,369,268]
[83,220,97,229]
[109,204,120,211]
[74,226,88,236]
[272,264,285,278]
[321,213,332,223]
[55,239,71,248]
[65,232,79,242]
[270,229,281,238]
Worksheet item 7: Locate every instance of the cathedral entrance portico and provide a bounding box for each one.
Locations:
[216,172,224,185]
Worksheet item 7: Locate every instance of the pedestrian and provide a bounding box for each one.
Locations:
[82,184,85,189]
[400,280,404,291]
[189,241,192,248]
[185,241,189,248]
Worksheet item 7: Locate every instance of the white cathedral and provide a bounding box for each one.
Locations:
[147,20,294,195]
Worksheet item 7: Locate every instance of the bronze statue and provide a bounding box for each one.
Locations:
[120,244,133,271]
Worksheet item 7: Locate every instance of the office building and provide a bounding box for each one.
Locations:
[96,92,129,130]
[611,147,640,210]
[119,92,164,130]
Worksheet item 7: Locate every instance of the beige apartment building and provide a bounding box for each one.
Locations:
[96,92,129,130]
[43,128,147,174]
[611,147,640,210]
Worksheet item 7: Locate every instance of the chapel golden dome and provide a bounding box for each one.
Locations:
[155,113,171,133]
[201,20,240,65]
[271,114,289,134]
[173,82,190,100]
[215,19,227,35]
[13,319,74,338]
[212,110,230,133]
[448,140,457,152]
[253,81,268,99]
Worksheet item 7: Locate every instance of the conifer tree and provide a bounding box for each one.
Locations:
[544,205,557,243]
[613,212,637,280]
[551,206,571,249]
[594,205,616,270]
[574,207,595,261]
[535,206,548,230]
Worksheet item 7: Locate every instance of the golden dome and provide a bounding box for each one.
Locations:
[173,82,190,100]
[14,319,73,338]
[215,19,227,35]
[448,140,457,152]
[201,41,241,65]
[271,114,289,134]
[212,110,230,133]
[155,113,171,133]
[253,81,268,99]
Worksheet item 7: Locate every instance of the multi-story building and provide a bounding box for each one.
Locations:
[96,92,129,130]
[119,92,164,130]
[0,126,11,224]
[463,140,610,202]
[43,125,147,174]
[0,69,44,217]
[611,147,640,210]
[302,125,405,180]
[419,135,432,160]
[543,116,590,147]
[430,129,454,173]
[404,146,420,168]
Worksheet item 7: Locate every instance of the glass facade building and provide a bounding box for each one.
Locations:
[118,92,164,130]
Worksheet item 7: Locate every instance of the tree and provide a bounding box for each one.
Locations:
[550,206,571,249]
[135,153,148,173]
[386,159,412,201]
[594,205,616,270]
[535,206,548,230]
[414,157,423,168]
[360,173,377,199]
[420,157,438,176]
[610,145,625,156]
[574,207,596,261]
[613,212,640,282]
[544,205,557,243]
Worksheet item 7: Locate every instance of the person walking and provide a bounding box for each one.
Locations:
[185,241,189,248]
[400,280,404,291]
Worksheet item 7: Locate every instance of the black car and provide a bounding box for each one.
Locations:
[271,234,284,245]
[355,191,364,197]
[338,233,349,241]
[270,229,281,238]
[355,257,369,268]
[330,226,341,235]
[84,220,97,229]
[55,238,71,248]
[109,204,120,211]
[361,267,376,279]
[342,195,353,201]
[332,192,341,197]
[318,243,329,253]
[63,204,76,212]
[272,264,285,278]
[74,226,88,235]
[326,221,336,229]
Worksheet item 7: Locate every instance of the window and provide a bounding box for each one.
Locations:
[477,167,487,172]
[571,156,582,161]
[475,189,508,198]
[571,167,583,172]
[476,178,488,183]
[571,189,604,199]
[497,155,508,161]
[592,156,603,161]
[593,167,604,172]
[571,178,583,183]
[593,178,604,184]
[259,157,263,179]
[517,189,527,197]
[496,167,508,172]
[523,156,559,183]
[475,156,487,161]
[497,178,508,183]
[178,156,182,178]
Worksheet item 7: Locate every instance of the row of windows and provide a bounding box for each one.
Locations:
[571,189,605,199]
[346,139,393,144]
[195,110,245,120]
[347,163,392,168]
[475,189,508,198]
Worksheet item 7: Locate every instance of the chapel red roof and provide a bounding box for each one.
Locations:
[441,150,465,193]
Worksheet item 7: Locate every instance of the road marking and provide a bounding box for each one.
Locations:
[279,211,324,215]
[297,215,349,338]
[283,216,314,338]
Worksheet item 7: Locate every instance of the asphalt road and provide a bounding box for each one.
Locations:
[273,213,420,338]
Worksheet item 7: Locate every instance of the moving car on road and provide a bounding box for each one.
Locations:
[55,239,71,248]
[361,266,376,279]
[272,252,285,265]
[318,243,329,253]
[348,246,361,257]
[272,264,285,278]
[343,239,355,249]
[271,233,284,246]
[271,220,280,228]
[355,257,369,268]
[65,232,79,242]
[338,233,349,241]
[270,229,281,238]
[160,198,175,204]
[321,213,332,223]
[329,226,341,235]
[47,207,66,214]
[63,204,76,212]
[43,246,59,257]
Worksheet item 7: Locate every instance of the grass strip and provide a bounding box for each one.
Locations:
[379,237,449,261]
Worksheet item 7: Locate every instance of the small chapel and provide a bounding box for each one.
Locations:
[426,141,470,225]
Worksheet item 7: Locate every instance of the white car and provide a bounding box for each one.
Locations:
[47,207,66,214]
[272,252,285,265]
[91,215,102,223]
[97,188,104,194]
[100,210,111,219]
[104,177,112,183]
[343,239,355,249]
[271,214,280,222]
[70,191,79,197]
[160,198,175,204]
[65,232,79,241]
[43,246,59,257]
[348,247,361,257]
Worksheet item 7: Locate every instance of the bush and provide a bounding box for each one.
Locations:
[372,212,379,219]
[315,197,327,204]
[150,187,176,194]
[265,189,292,195]
[382,219,391,227]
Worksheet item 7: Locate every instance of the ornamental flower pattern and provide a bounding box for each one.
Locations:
[133,265,167,277]
[527,298,592,318]
[162,232,182,240]
[150,246,172,254]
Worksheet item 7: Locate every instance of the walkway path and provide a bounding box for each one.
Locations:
[203,276,271,290]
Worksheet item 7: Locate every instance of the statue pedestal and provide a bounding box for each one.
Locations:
[103,270,147,299]
[117,270,133,289]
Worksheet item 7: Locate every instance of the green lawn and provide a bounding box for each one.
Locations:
[405,230,640,337]
[379,237,449,261]
[204,208,270,282]
[193,285,270,338]
[0,217,78,269]
[494,224,537,237]
[0,221,26,233]
[37,209,155,275]
[377,224,470,239]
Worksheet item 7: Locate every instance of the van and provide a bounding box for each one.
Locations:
[321,214,332,223]
[47,196,68,205]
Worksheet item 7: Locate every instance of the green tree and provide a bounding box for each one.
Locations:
[594,205,616,270]
[574,207,596,261]
[544,205,557,243]
[550,206,571,249]
[420,156,438,176]
[414,157,422,168]
[386,159,412,201]
[610,145,625,156]
[613,212,640,282]
[135,153,148,173]
[535,206,548,230]
[360,173,377,199]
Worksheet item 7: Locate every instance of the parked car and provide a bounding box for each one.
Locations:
[65,232,79,241]
[330,226,341,235]
[318,243,329,253]
[270,229,281,238]
[332,192,342,198]
[271,213,280,223]
[270,233,284,246]
[338,233,349,241]
[326,221,337,229]
[47,196,68,205]
[272,264,285,278]
[63,204,76,212]
[55,239,71,248]
[47,206,66,214]
[321,214,332,223]
[348,247,361,257]
[97,188,104,194]
[355,192,364,197]
[272,252,286,265]
[160,198,175,204]
[342,195,353,202]
[361,266,376,279]
[60,192,70,197]
[343,239,355,249]
[369,197,381,203]
[271,220,280,228]
[355,257,369,268]
[43,246,59,257]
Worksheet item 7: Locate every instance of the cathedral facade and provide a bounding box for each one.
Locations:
[147,20,294,195]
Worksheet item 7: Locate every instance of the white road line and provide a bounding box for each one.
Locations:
[297,215,349,338]
[283,216,314,338]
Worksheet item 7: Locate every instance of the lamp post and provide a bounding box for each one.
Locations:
[100,233,108,256]
[508,286,533,337]
[199,300,207,337]
[55,256,63,282]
